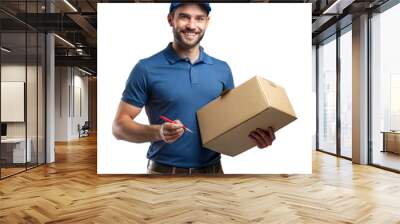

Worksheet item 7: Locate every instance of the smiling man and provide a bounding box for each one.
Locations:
[112,2,276,175]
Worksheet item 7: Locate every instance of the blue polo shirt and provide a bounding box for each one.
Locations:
[121,43,234,168]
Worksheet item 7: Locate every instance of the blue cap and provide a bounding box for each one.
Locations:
[169,1,211,14]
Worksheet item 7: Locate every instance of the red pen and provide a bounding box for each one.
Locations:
[159,115,193,133]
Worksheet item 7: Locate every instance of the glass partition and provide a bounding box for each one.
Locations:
[0,1,46,179]
[1,30,28,177]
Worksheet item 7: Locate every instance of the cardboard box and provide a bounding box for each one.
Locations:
[197,76,297,156]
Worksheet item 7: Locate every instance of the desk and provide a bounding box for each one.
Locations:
[381,131,400,154]
[1,138,31,163]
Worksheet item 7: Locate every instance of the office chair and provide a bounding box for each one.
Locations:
[79,121,90,138]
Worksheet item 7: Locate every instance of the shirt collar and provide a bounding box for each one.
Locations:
[163,42,213,65]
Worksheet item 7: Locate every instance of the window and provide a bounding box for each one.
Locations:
[371,2,400,171]
[318,36,337,154]
[339,28,352,158]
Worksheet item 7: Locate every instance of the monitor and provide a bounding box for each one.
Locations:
[1,123,7,137]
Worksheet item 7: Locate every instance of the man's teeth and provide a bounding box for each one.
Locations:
[183,32,197,36]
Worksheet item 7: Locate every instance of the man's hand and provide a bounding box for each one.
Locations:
[159,120,185,143]
[248,127,275,149]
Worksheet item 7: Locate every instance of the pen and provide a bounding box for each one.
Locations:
[159,115,193,133]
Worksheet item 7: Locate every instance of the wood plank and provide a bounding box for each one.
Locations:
[0,134,400,223]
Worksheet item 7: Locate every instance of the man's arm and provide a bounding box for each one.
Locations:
[112,101,184,143]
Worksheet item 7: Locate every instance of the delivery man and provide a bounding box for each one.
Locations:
[112,1,275,174]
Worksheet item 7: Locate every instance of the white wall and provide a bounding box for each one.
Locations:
[1,65,27,143]
[55,66,69,141]
[73,72,89,137]
[54,66,89,141]
[1,65,26,130]
[98,3,312,174]
[1,63,46,164]
[1,65,37,138]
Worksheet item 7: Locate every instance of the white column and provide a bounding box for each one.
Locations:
[46,1,55,163]
[352,14,369,164]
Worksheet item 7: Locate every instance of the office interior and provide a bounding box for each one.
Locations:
[0,0,97,179]
[0,0,400,223]
[314,0,400,172]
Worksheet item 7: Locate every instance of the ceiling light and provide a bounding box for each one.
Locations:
[323,0,355,15]
[54,34,75,48]
[78,67,92,76]
[1,47,11,53]
[63,0,78,12]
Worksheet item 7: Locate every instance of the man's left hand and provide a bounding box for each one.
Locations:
[248,127,275,149]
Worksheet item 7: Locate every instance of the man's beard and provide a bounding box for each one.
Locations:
[173,27,205,50]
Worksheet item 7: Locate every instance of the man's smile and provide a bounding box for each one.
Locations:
[181,30,200,39]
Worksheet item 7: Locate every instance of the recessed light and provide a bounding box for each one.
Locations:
[63,0,78,12]
[54,34,75,48]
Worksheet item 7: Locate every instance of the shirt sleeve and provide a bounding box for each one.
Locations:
[121,60,149,108]
[225,62,235,90]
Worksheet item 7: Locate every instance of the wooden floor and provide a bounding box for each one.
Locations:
[0,167,26,178]
[1,163,45,178]
[1,134,400,223]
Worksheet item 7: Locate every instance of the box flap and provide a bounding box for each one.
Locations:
[257,76,297,119]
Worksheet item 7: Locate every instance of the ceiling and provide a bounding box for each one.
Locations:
[0,0,394,75]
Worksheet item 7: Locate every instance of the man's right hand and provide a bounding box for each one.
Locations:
[159,120,185,143]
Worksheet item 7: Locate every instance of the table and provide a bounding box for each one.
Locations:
[1,138,32,164]
[381,131,400,154]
